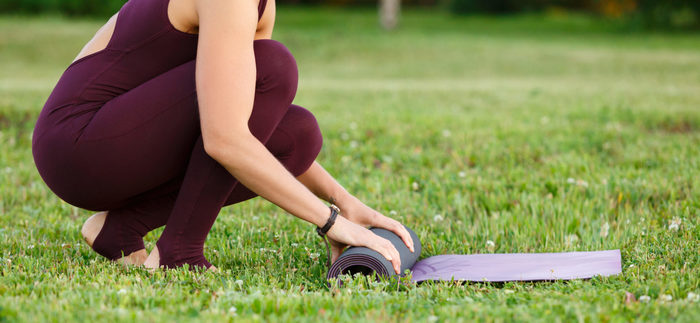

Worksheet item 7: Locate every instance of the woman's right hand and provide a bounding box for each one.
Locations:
[325,215,402,274]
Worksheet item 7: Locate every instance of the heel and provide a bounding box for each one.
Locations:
[86,211,146,262]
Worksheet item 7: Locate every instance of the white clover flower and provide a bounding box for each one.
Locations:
[540,116,549,124]
[565,234,579,246]
[411,182,419,191]
[27,245,34,249]
[576,179,589,188]
[458,171,466,178]
[349,122,357,130]
[340,132,349,140]
[235,280,243,286]
[639,295,651,302]
[567,178,576,184]
[228,306,237,314]
[660,294,673,302]
[291,243,299,247]
[428,315,438,322]
[442,130,451,138]
[433,214,444,222]
[486,240,495,248]
[389,210,397,216]
[668,217,681,231]
[687,292,698,302]
[600,222,609,238]
[628,264,635,268]
[117,289,127,295]
[309,253,320,260]
[350,141,358,149]
[341,155,351,163]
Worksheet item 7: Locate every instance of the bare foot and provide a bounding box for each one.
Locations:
[81,211,148,266]
[143,246,218,272]
[143,245,160,271]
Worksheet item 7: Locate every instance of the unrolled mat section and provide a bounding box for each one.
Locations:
[327,227,622,282]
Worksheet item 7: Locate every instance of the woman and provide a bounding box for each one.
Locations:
[32,0,414,272]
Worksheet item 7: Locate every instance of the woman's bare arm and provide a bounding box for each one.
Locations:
[194,0,403,273]
[196,0,326,228]
[297,161,349,204]
[298,161,415,252]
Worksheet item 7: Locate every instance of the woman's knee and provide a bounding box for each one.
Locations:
[283,105,323,175]
[253,40,298,101]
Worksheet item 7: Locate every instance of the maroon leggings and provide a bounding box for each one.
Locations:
[32,40,322,269]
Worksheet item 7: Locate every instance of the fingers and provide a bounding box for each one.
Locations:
[328,216,405,275]
[328,238,347,264]
[375,215,415,253]
[395,223,415,253]
[369,237,402,274]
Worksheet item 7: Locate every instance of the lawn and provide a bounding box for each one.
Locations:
[1,6,699,322]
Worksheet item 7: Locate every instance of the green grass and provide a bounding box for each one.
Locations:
[1,7,700,322]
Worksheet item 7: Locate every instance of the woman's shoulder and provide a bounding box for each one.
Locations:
[182,0,274,38]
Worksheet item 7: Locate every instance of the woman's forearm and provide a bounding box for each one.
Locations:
[297,161,354,208]
[207,132,329,228]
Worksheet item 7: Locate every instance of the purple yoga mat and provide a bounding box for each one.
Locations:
[410,250,622,282]
[327,227,622,282]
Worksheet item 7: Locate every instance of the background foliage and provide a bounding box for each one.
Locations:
[0,0,125,16]
[449,0,699,30]
[0,0,698,30]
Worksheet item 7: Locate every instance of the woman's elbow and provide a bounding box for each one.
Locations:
[202,137,226,162]
[202,128,253,162]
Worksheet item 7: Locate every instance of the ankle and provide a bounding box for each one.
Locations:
[154,240,212,270]
[87,211,146,261]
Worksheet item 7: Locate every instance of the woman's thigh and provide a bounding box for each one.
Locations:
[52,40,299,211]
[70,60,200,210]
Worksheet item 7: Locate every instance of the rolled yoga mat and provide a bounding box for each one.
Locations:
[327,227,622,282]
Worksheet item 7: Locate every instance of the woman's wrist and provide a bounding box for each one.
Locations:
[316,204,339,236]
[308,200,333,228]
[328,189,355,211]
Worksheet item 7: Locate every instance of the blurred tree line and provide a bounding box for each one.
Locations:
[449,0,699,30]
[0,0,125,16]
[0,0,697,30]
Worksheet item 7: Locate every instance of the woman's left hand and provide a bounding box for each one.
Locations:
[328,195,415,263]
